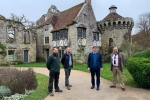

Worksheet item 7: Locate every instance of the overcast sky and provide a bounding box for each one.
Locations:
[0,0,150,34]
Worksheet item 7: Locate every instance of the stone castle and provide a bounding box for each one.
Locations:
[97,5,134,60]
[0,0,134,63]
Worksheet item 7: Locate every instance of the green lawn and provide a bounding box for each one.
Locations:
[15,62,47,67]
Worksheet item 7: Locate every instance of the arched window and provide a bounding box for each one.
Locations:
[24,31,30,44]
[109,38,113,47]
[7,26,15,43]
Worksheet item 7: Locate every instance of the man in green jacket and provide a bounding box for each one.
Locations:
[46,48,63,96]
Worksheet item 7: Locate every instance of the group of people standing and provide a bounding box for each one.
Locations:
[46,46,125,96]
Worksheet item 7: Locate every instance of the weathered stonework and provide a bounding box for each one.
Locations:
[36,0,99,61]
[0,15,36,64]
[97,5,134,57]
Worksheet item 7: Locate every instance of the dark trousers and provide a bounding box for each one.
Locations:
[64,67,71,86]
[48,71,60,93]
[90,68,100,87]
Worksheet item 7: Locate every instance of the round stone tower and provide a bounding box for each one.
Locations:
[97,5,134,54]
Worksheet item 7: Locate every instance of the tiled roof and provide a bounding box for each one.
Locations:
[41,15,58,26]
[103,13,122,20]
[52,2,85,31]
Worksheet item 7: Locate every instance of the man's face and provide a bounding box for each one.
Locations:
[113,47,118,53]
[67,48,71,53]
[53,48,58,54]
[92,47,97,52]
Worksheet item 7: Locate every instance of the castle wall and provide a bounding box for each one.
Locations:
[0,18,36,64]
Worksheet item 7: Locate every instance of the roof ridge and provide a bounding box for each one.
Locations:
[103,12,123,20]
[60,2,85,13]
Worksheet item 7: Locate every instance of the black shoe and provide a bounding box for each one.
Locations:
[96,87,100,91]
[55,89,63,92]
[49,92,54,96]
[110,85,116,88]
[91,86,94,89]
[65,84,72,87]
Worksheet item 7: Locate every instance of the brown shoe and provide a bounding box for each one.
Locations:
[121,87,125,91]
[110,85,116,88]
[69,85,72,87]
[67,86,70,90]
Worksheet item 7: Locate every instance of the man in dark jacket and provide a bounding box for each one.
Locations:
[46,48,63,96]
[61,47,73,90]
[88,46,103,91]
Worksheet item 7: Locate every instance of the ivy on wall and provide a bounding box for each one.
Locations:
[0,42,6,58]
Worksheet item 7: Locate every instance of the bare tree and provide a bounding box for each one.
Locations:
[10,13,35,29]
[136,12,150,35]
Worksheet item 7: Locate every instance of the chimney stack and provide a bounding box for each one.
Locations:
[85,0,91,5]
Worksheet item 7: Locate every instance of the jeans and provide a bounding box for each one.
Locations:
[64,67,71,86]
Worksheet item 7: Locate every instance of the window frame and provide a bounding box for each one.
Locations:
[44,25,49,31]
[52,29,68,41]
[93,32,99,41]
[45,37,49,44]
[77,27,86,38]
[83,14,87,22]
[8,50,14,61]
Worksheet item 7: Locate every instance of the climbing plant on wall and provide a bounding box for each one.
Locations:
[0,42,6,58]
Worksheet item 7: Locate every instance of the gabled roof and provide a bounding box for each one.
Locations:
[103,13,122,20]
[53,2,85,31]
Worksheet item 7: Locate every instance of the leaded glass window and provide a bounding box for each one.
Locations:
[93,32,99,41]
[77,27,86,38]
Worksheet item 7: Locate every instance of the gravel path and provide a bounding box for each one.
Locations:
[32,68,150,100]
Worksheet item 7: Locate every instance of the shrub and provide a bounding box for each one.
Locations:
[131,48,150,59]
[13,60,24,65]
[106,55,111,63]
[126,57,150,88]
[0,68,37,94]
[36,57,46,62]
[3,89,34,100]
[0,85,12,99]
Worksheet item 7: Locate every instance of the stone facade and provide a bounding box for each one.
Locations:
[97,5,134,57]
[0,15,36,64]
[36,0,100,61]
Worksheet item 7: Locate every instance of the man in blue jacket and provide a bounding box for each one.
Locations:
[61,47,73,90]
[88,46,103,91]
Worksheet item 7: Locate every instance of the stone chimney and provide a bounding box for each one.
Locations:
[85,0,91,5]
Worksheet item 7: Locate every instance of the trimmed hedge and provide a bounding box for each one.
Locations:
[132,48,150,59]
[126,57,150,88]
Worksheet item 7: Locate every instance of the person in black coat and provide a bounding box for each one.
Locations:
[46,48,63,96]
[88,46,103,91]
[61,47,73,90]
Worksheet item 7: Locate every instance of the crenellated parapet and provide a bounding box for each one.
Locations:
[97,5,134,59]
[98,17,134,31]
[97,5,134,31]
